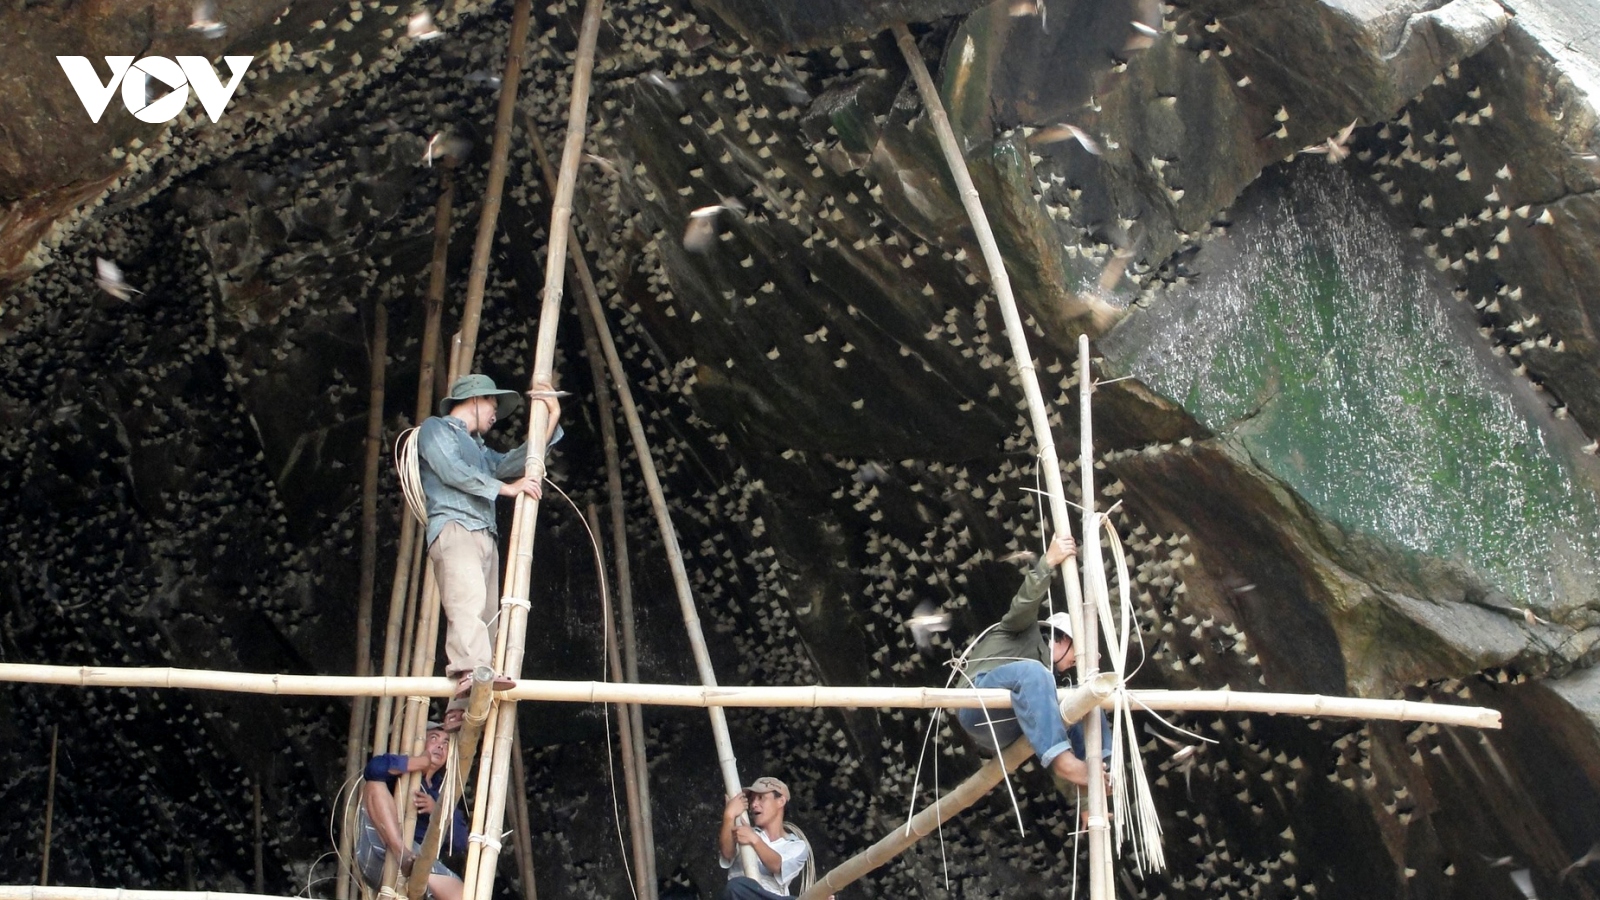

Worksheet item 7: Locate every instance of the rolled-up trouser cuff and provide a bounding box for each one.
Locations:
[1038,740,1075,768]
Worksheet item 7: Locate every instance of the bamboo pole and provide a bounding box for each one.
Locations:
[584,503,651,896]
[374,170,455,758]
[461,3,606,897]
[0,889,292,900]
[1076,334,1110,894]
[39,724,57,886]
[509,729,538,900]
[406,673,495,900]
[516,86,760,878]
[534,126,657,900]
[797,682,1110,900]
[252,782,264,894]
[0,666,1507,726]
[453,0,533,373]
[890,19,1105,895]
[378,540,425,754]
[342,300,389,900]
[383,574,445,896]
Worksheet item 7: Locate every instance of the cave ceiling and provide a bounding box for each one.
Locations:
[3,0,1600,898]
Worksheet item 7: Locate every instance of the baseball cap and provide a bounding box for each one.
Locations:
[1041,612,1074,641]
[743,776,790,801]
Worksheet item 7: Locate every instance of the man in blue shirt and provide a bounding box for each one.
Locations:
[354,723,468,900]
[418,373,562,732]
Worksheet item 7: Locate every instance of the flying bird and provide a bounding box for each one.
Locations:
[1300,120,1360,163]
[189,0,226,38]
[1027,123,1101,155]
[641,70,681,98]
[998,549,1038,565]
[423,132,470,167]
[407,9,442,41]
[906,600,953,650]
[582,153,619,178]
[682,197,745,252]
[1561,842,1600,880]
[1510,869,1537,900]
[1126,19,1161,50]
[94,258,141,301]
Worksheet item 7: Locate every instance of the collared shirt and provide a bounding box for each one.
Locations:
[719,828,809,896]
[417,415,561,548]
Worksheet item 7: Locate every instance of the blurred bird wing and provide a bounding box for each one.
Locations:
[1509,869,1536,900]
[683,215,717,252]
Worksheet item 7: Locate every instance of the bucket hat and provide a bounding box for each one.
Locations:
[440,373,522,419]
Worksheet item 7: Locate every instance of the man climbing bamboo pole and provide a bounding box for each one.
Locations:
[460,3,607,900]
[891,21,1107,899]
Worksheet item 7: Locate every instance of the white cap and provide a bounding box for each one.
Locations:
[1042,612,1074,640]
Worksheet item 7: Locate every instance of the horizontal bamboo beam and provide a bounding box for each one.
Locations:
[0,664,1501,727]
[0,889,289,900]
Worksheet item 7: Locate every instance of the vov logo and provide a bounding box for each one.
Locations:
[57,56,253,124]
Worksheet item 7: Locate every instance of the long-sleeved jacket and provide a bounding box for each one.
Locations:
[363,754,469,854]
[416,415,537,548]
[966,558,1055,677]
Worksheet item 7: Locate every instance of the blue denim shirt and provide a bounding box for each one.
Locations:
[417,415,561,548]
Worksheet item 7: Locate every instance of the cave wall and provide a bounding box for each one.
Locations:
[2,0,1600,898]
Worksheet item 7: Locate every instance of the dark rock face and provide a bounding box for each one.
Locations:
[3,0,1600,898]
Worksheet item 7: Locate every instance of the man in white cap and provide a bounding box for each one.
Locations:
[717,775,812,900]
[418,373,562,731]
[955,532,1109,789]
[353,721,466,900]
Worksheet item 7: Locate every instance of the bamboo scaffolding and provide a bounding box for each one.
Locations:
[1076,335,1111,894]
[509,729,538,900]
[0,664,1504,726]
[452,0,533,374]
[382,574,444,897]
[341,300,389,900]
[798,683,1110,900]
[584,503,651,897]
[526,116,657,900]
[40,724,57,886]
[461,3,604,900]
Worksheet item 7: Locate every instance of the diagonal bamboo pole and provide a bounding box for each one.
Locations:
[406,674,495,900]
[509,729,539,900]
[382,575,443,897]
[584,502,651,897]
[797,680,1112,900]
[518,97,760,872]
[341,299,389,900]
[39,724,57,886]
[890,20,1105,898]
[453,0,533,374]
[530,120,657,900]
[461,3,605,900]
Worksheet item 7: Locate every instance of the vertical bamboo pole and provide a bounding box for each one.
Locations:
[381,576,444,896]
[39,724,57,886]
[252,782,264,894]
[342,300,389,900]
[509,729,538,900]
[890,21,1100,900]
[374,170,455,757]
[406,675,495,900]
[1077,333,1111,890]
[453,0,534,374]
[461,4,607,899]
[584,502,651,896]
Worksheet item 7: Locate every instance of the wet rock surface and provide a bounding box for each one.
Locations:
[2,0,1600,898]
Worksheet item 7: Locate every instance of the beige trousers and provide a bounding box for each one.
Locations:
[428,522,501,701]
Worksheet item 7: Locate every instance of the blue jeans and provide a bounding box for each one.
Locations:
[718,877,793,900]
[957,661,1110,768]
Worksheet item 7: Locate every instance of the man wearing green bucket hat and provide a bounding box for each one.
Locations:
[418,372,563,731]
